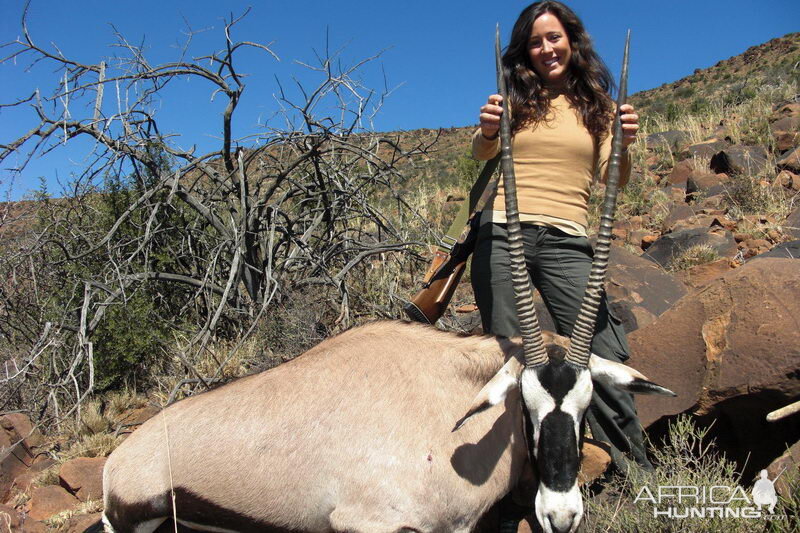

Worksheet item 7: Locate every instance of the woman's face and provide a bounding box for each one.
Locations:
[528,13,572,86]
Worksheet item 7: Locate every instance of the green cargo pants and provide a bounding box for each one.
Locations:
[470,221,652,471]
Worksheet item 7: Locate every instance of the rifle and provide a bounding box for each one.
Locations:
[404,35,505,324]
[403,154,499,324]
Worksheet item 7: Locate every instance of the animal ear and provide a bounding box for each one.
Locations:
[452,355,523,431]
[588,354,676,396]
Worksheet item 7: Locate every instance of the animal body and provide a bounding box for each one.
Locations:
[103,322,526,532]
[101,321,671,533]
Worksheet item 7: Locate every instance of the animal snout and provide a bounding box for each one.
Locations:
[546,510,580,533]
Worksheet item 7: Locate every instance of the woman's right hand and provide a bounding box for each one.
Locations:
[479,94,504,140]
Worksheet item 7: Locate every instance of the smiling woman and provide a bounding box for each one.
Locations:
[527,13,573,88]
[470,2,647,530]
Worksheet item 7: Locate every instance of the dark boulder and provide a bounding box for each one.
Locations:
[646,130,690,152]
[778,146,800,173]
[661,204,696,233]
[709,145,769,176]
[784,207,800,239]
[642,227,738,268]
[631,258,800,478]
[681,140,730,160]
[771,116,800,152]
[686,171,729,197]
[748,240,800,261]
[605,246,688,332]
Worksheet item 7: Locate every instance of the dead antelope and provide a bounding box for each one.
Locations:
[101,321,671,533]
[101,30,674,533]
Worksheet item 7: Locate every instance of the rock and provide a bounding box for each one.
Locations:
[775,170,797,190]
[667,160,694,186]
[771,116,800,151]
[681,139,730,160]
[578,439,611,485]
[0,415,36,503]
[765,440,800,498]
[784,208,800,239]
[605,246,688,332]
[2,414,44,449]
[699,194,726,210]
[711,125,734,142]
[0,503,21,529]
[642,227,737,269]
[772,100,800,118]
[778,146,800,172]
[741,238,772,259]
[660,188,683,205]
[662,204,696,233]
[709,146,769,176]
[446,309,484,335]
[627,229,652,249]
[612,218,642,242]
[710,214,737,232]
[26,485,79,520]
[64,512,103,533]
[748,240,800,261]
[675,258,735,290]
[641,234,658,249]
[59,457,106,501]
[10,457,55,496]
[0,505,46,533]
[671,215,717,233]
[767,228,782,243]
[686,171,729,197]
[20,519,48,533]
[646,130,689,152]
[631,259,800,477]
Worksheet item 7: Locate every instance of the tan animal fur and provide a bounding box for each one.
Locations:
[103,321,534,532]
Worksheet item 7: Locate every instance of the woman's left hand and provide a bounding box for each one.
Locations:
[620,104,639,149]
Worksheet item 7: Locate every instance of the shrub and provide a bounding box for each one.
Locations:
[668,244,721,272]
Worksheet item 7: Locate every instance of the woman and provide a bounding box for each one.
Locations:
[471,0,648,475]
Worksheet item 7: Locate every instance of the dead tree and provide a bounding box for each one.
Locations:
[0,5,436,424]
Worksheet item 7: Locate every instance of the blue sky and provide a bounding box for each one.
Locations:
[1,0,798,200]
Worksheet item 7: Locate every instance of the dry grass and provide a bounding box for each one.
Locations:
[43,499,103,530]
[668,244,721,272]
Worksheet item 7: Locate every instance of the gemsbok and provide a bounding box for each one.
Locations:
[100,29,674,533]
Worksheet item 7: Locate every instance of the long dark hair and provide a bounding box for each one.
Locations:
[504,1,614,139]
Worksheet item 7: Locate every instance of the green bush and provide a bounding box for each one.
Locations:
[92,289,168,390]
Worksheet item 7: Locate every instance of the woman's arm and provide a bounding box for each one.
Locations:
[598,103,639,187]
[472,94,504,160]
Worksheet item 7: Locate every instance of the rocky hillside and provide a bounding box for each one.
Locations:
[631,32,800,117]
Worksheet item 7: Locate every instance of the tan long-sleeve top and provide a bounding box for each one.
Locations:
[472,94,630,236]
